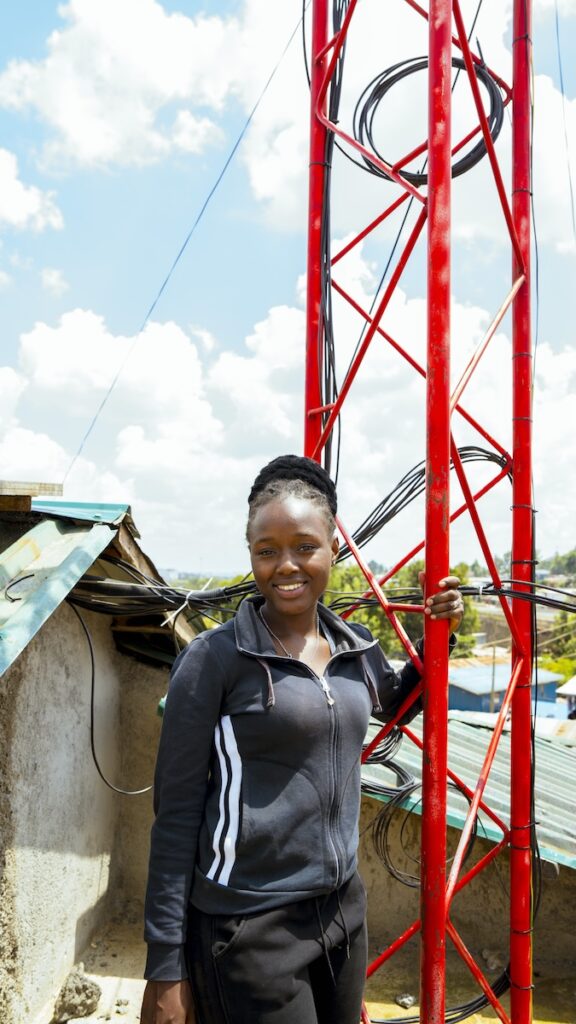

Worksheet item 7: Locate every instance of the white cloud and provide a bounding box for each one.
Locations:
[171,110,222,154]
[0,424,131,499]
[0,366,27,433]
[19,311,222,438]
[535,0,576,14]
[0,0,309,185]
[2,243,574,573]
[0,148,62,231]
[0,425,70,480]
[208,304,305,443]
[41,267,69,296]
[0,269,12,288]
[532,75,576,253]
[190,326,217,354]
[1,0,573,262]
[0,0,235,168]
[232,0,576,263]
[9,252,34,270]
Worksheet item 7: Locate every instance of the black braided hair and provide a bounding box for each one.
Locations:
[246,455,337,539]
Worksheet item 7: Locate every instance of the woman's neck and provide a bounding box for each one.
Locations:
[259,601,319,640]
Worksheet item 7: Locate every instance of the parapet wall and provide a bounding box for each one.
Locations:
[0,602,166,1024]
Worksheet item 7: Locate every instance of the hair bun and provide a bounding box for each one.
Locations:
[248,455,337,516]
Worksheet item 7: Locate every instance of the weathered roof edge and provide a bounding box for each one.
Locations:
[0,503,134,677]
[31,500,137,533]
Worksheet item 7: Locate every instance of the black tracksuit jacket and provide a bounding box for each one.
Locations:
[144,596,426,980]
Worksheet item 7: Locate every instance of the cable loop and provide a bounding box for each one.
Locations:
[352,56,505,186]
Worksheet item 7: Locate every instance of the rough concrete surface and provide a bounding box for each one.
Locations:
[30,913,575,1024]
[0,661,19,1024]
[364,939,576,1023]
[52,967,101,1022]
[0,605,120,1022]
[32,915,147,1024]
[0,600,167,1024]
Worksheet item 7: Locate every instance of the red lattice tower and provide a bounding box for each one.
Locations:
[303,1,534,1021]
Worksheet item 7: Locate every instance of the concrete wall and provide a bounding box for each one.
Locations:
[112,647,167,905]
[0,602,167,1024]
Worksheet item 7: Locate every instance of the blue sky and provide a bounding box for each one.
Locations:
[0,0,575,574]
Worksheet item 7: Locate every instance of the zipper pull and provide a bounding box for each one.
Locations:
[320,676,335,707]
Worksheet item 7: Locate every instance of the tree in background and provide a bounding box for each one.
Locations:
[539,548,576,580]
[326,558,478,658]
[537,608,576,681]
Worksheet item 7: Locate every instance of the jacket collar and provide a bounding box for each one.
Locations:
[233,594,376,659]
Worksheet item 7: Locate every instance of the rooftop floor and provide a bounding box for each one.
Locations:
[32,915,575,1024]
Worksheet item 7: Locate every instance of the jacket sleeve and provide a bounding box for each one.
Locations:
[370,639,425,725]
[354,624,457,725]
[144,635,227,981]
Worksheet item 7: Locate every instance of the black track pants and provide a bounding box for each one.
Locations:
[186,873,368,1024]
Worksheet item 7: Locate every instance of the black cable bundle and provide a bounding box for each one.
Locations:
[68,553,256,622]
[336,446,509,562]
[352,56,504,186]
[361,726,414,803]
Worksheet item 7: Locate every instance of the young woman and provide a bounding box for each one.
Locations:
[140,455,463,1024]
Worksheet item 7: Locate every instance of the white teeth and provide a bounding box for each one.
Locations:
[276,582,304,591]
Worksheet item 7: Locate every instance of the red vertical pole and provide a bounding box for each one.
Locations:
[510,0,534,1020]
[420,2,452,1021]
[304,0,329,460]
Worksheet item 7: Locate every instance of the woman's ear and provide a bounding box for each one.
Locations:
[331,535,339,565]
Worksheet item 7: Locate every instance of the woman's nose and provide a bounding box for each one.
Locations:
[277,551,299,573]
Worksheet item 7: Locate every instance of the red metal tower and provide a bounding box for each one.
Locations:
[303,1,534,1021]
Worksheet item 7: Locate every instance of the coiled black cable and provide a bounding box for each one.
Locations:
[335,446,510,563]
[352,56,505,186]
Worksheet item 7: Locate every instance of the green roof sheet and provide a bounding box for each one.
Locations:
[0,506,131,676]
[361,718,576,869]
[31,500,134,528]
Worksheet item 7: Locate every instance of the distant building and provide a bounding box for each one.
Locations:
[557,676,576,717]
[448,660,562,715]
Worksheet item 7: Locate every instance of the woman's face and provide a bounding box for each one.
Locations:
[248,495,339,621]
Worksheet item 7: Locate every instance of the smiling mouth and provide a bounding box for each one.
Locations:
[274,581,307,592]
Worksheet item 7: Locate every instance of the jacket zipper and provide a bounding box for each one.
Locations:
[303,663,343,886]
[238,647,373,887]
[262,658,342,884]
[319,675,335,706]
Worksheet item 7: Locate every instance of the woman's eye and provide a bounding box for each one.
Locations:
[256,549,275,557]
[299,544,317,552]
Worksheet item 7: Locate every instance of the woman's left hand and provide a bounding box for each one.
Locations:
[418,572,464,633]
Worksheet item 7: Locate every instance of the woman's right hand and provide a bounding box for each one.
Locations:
[140,979,196,1024]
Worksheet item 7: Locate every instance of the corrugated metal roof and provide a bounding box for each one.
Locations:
[0,506,131,677]
[361,718,576,869]
[448,708,576,744]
